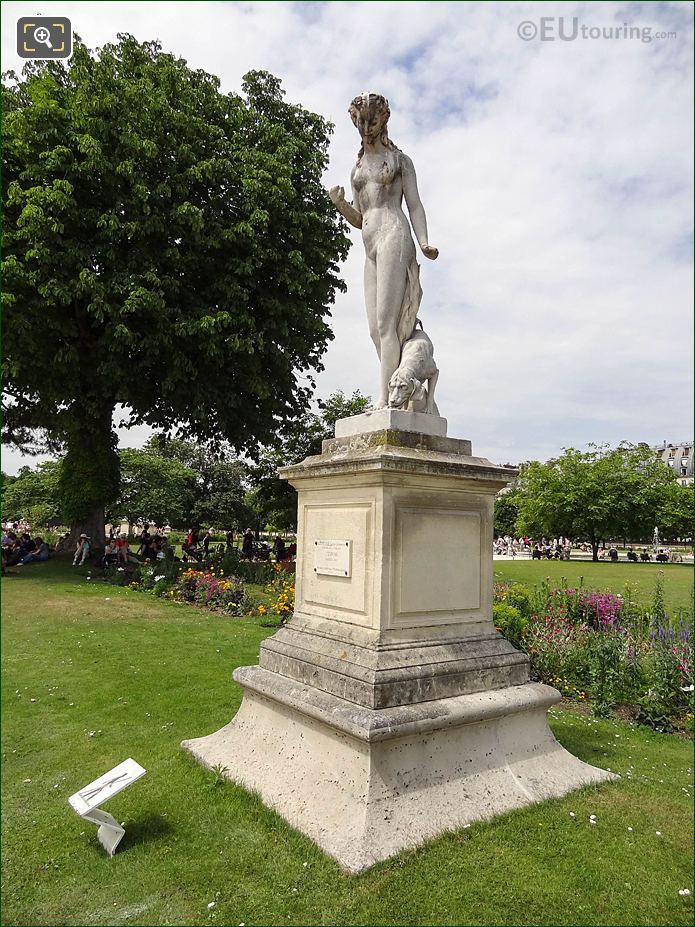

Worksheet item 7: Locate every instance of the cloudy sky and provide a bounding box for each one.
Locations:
[2,0,693,472]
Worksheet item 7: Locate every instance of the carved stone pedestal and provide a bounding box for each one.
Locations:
[182,423,616,872]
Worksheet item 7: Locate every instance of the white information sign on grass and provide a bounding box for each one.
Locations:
[68,757,146,856]
[314,539,352,577]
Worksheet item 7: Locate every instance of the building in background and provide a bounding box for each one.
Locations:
[653,441,693,487]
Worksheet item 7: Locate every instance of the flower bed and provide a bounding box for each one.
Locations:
[257,564,295,624]
[494,576,693,732]
[169,567,248,615]
[101,559,250,617]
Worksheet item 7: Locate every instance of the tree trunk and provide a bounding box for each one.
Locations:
[67,506,106,551]
[591,534,600,562]
[60,403,119,557]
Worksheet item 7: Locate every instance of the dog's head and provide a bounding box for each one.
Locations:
[388,372,426,408]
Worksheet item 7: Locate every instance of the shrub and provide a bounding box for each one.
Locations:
[586,632,624,718]
[494,582,532,618]
[211,549,276,585]
[636,623,693,731]
[492,603,527,649]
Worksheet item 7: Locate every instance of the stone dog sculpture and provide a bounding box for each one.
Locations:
[329,92,439,412]
[387,322,439,414]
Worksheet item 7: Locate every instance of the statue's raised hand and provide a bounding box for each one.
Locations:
[420,243,439,260]
[328,185,346,206]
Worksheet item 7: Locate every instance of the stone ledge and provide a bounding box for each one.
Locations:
[259,626,530,708]
[335,409,448,438]
[322,429,472,457]
[280,442,517,487]
[231,666,559,743]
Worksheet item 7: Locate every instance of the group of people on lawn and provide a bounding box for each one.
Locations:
[183,526,296,564]
[1,528,50,568]
[3,519,297,572]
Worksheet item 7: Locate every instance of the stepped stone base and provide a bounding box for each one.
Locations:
[182,672,616,873]
[182,422,617,871]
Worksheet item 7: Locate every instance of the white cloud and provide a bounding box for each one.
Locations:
[2,0,692,474]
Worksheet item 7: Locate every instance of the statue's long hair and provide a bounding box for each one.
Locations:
[349,92,400,164]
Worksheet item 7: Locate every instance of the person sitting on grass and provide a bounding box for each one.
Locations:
[73,534,91,566]
[2,531,19,565]
[17,537,49,566]
[141,534,164,562]
[116,533,130,564]
[6,534,36,566]
[100,538,119,569]
[54,532,70,553]
[2,528,17,550]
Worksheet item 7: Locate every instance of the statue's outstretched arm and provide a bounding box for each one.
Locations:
[328,183,362,229]
[401,155,438,260]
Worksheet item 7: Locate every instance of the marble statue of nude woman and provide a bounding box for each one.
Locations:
[329,92,439,409]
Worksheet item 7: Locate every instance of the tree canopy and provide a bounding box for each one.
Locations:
[110,448,197,528]
[144,436,254,530]
[249,390,371,530]
[2,461,63,528]
[515,444,692,559]
[2,36,349,544]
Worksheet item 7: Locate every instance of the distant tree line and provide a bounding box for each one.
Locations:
[494,443,693,560]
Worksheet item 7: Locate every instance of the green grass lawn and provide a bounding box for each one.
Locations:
[493,559,693,614]
[2,560,693,926]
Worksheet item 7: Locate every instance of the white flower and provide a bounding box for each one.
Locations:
[656,831,662,836]
[117,567,125,572]
[627,826,633,832]
[679,889,691,896]
[589,814,597,820]
[569,812,576,818]
[207,902,216,909]
[589,819,597,825]
[681,685,694,693]
[154,575,165,582]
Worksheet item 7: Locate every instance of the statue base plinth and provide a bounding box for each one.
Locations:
[182,673,616,873]
[182,423,616,871]
[335,408,447,438]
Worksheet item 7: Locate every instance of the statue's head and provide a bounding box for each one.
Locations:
[349,92,391,146]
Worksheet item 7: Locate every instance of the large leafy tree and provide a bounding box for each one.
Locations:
[249,390,371,530]
[2,36,349,546]
[108,448,197,528]
[516,444,691,560]
[145,435,254,531]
